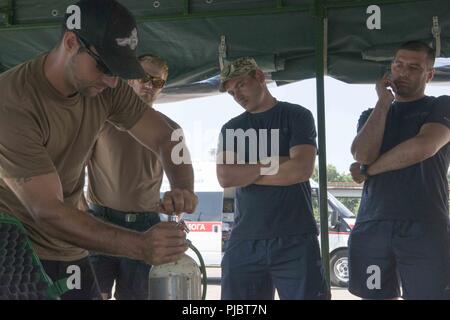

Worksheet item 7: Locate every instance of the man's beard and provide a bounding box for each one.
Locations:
[67,54,99,98]
[77,86,97,97]
[393,79,419,99]
[140,93,155,105]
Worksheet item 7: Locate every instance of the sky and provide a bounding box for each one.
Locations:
[155,77,449,174]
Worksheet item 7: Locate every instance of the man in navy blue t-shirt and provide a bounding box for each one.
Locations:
[349,41,450,300]
[216,57,329,300]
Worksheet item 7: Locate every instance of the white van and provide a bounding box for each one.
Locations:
[310,180,356,287]
[182,192,223,267]
[158,191,223,267]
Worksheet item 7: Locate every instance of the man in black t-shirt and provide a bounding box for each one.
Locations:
[349,41,450,300]
[216,57,329,300]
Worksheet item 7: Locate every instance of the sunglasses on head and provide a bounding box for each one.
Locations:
[138,73,166,89]
[76,34,115,77]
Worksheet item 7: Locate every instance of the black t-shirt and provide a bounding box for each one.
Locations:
[357,95,450,224]
[218,101,318,239]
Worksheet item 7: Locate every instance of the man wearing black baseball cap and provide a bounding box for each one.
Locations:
[0,0,197,299]
[66,0,145,80]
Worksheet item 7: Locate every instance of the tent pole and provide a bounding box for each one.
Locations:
[327,0,429,9]
[0,5,312,31]
[0,0,433,31]
[314,0,330,288]
[3,0,14,26]
[183,0,190,15]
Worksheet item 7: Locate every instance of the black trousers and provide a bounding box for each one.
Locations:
[41,257,102,300]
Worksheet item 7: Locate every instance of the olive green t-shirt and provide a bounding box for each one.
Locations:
[0,55,147,261]
[87,121,163,212]
[87,112,181,212]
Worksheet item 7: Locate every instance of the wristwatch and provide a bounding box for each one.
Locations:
[359,164,369,176]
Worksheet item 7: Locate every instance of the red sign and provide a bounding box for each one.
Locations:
[185,222,220,232]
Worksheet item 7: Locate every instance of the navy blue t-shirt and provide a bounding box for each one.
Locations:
[357,95,450,224]
[219,101,318,239]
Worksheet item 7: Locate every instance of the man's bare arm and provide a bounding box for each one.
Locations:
[128,108,196,214]
[254,145,316,186]
[216,151,266,188]
[351,74,395,164]
[4,172,187,265]
[367,123,450,176]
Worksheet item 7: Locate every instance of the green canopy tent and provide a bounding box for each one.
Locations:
[0,0,449,83]
[1,0,449,286]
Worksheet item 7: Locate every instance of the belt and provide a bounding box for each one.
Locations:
[89,204,160,223]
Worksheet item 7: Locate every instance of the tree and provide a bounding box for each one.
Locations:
[312,164,360,214]
[340,198,360,214]
[311,164,353,183]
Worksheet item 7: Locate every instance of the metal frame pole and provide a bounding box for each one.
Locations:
[314,0,330,287]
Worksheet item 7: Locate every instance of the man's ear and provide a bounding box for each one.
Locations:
[426,68,435,83]
[255,69,266,84]
[62,31,79,54]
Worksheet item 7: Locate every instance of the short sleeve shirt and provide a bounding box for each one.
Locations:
[87,113,180,212]
[0,55,148,260]
[218,101,318,239]
[356,96,450,224]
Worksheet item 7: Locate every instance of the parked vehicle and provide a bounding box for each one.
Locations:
[310,180,356,287]
[167,192,223,267]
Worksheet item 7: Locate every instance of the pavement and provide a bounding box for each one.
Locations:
[110,267,358,300]
[205,267,359,300]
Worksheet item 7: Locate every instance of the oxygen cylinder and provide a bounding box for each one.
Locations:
[148,252,202,300]
[148,214,203,300]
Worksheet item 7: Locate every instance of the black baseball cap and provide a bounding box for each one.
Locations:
[65,0,145,79]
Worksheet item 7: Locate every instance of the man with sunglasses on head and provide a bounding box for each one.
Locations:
[82,54,182,300]
[0,0,196,300]
[349,41,450,300]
